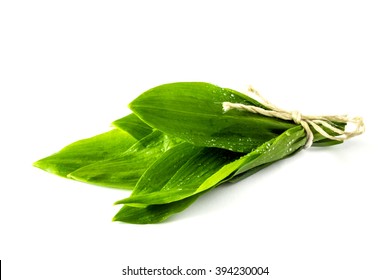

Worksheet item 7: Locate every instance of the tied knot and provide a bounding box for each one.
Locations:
[291,110,302,125]
[222,87,365,149]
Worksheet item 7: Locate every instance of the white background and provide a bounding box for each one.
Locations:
[1,1,389,279]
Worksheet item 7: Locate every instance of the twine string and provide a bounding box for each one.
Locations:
[222,86,365,148]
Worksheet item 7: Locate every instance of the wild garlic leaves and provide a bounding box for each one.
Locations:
[34,82,351,224]
[33,128,137,179]
[130,82,296,153]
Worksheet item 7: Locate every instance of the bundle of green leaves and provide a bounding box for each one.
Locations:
[34,82,349,224]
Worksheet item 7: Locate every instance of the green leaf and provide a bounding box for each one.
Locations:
[114,142,203,199]
[68,130,182,189]
[113,194,202,224]
[225,163,273,183]
[33,129,137,178]
[208,126,305,186]
[130,82,295,153]
[113,127,305,223]
[232,126,306,176]
[117,126,306,206]
[117,144,242,205]
[112,113,153,140]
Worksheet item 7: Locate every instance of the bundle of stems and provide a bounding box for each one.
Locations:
[34,82,364,224]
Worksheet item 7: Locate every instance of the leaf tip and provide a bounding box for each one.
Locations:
[113,200,123,205]
[32,159,41,168]
[112,215,119,222]
[32,158,54,174]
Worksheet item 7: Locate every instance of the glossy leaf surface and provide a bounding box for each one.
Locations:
[33,129,136,178]
[130,82,295,152]
[116,144,242,205]
[69,130,182,190]
[113,194,202,224]
[117,126,306,206]
[112,113,153,140]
